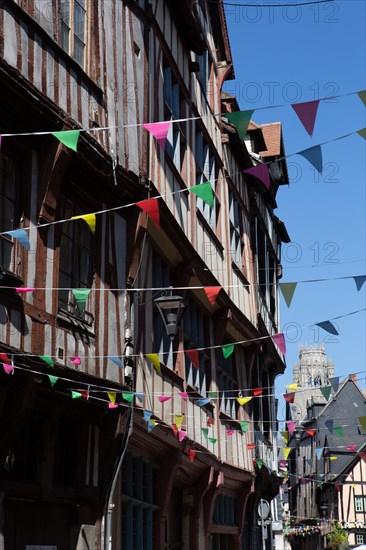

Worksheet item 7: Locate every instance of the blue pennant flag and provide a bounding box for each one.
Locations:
[109,356,123,368]
[5,229,30,250]
[316,321,338,335]
[315,448,323,460]
[298,145,323,173]
[143,410,153,422]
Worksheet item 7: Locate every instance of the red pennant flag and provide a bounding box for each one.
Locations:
[244,164,270,189]
[253,388,263,397]
[0,353,10,364]
[247,443,256,450]
[189,450,196,462]
[171,423,178,437]
[271,333,286,355]
[291,100,320,136]
[143,121,171,149]
[306,429,315,437]
[186,349,200,369]
[204,286,222,304]
[284,392,295,404]
[80,389,89,399]
[358,452,366,463]
[136,199,160,228]
[207,416,215,427]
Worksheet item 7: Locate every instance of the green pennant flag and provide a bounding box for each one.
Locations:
[208,391,218,398]
[240,420,250,433]
[71,391,82,399]
[225,110,254,140]
[222,343,234,359]
[190,182,215,207]
[255,458,263,469]
[122,392,134,403]
[279,282,297,308]
[320,386,331,400]
[202,428,209,439]
[358,128,366,140]
[358,91,366,106]
[358,416,366,432]
[39,355,54,367]
[48,375,58,387]
[72,288,91,310]
[52,130,80,151]
[334,426,343,439]
[208,437,217,444]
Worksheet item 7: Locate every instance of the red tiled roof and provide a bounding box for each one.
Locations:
[259,122,282,157]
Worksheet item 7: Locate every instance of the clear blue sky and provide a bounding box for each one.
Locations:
[224,0,366,415]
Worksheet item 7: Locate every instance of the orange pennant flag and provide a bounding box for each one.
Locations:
[204,286,222,304]
[253,388,263,397]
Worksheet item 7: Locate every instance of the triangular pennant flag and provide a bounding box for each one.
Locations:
[291,100,320,136]
[204,286,222,304]
[52,129,80,151]
[80,389,89,399]
[208,437,217,444]
[279,282,297,307]
[16,287,35,293]
[353,275,366,291]
[239,420,250,433]
[189,450,196,462]
[158,395,172,403]
[136,199,160,228]
[0,353,10,364]
[225,110,255,140]
[3,363,14,374]
[146,353,161,372]
[279,459,287,469]
[48,375,58,387]
[70,356,81,365]
[315,448,323,460]
[350,483,355,489]
[147,419,158,433]
[143,121,171,149]
[271,333,286,355]
[325,419,334,433]
[330,456,337,461]
[247,443,256,450]
[286,421,297,436]
[196,398,210,407]
[222,344,234,359]
[334,426,343,439]
[346,445,356,452]
[71,391,82,399]
[286,383,298,391]
[255,458,263,469]
[358,91,366,106]
[202,428,209,439]
[171,423,178,437]
[316,321,338,335]
[237,397,252,406]
[175,414,184,429]
[107,391,117,405]
[185,349,200,369]
[305,429,315,437]
[5,229,30,250]
[283,392,295,404]
[178,391,188,401]
[208,391,218,398]
[189,182,215,207]
[70,213,96,233]
[298,145,323,173]
[226,429,234,436]
[330,376,339,392]
[71,289,91,311]
[283,447,291,460]
[135,392,144,403]
[320,386,331,400]
[108,403,118,409]
[178,430,187,442]
[357,128,366,140]
[39,355,55,367]
[122,392,134,403]
[306,458,313,468]
[143,410,153,422]
[358,416,366,432]
[244,164,270,189]
[108,356,123,368]
[207,416,215,427]
[280,431,289,444]
[253,388,263,397]
[358,452,366,463]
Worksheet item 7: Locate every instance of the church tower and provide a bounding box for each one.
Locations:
[293,344,334,388]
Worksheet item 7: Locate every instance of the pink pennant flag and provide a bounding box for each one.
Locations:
[15,287,35,293]
[291,100,320,136]
[143,121,171,149]
[286,421,297,436]
[186,349,200,369]
[244,164,270,189]
[189,450,196,462]
[70,356,81,365]
[178,430,187,442]
[226,429,234,436]
[158,395,173,403]
[204,286,222,304]
[136,198,160,228]
[271,333,286,355]
[108,403,119,409]
[178,391,188,401]
[346,445,356,452]
[3,363,14,374]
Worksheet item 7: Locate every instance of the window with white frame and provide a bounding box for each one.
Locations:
[355,496,366,512]
[163,64,187,174]
[356,534,365,545]
[60,0,87,67]
[183,294,209,394]
[195,128,218,230]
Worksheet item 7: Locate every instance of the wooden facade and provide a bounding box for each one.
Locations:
[0,1,290,548]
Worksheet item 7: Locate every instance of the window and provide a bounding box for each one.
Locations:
[195,128,218,230]
[314,374,322,386]
[355,496,366,512]
[0,151,17,271]
[122,453,157,550]
[356,534,365,545]
[183,294,209,394]
[163,65,187,174]
[153,254,173,366]
[61,0,86,66]
[58,197,94,318]
[229,191,244,267]
[217,345,238,418]
[195,50,212,99]
[213,495,237,525]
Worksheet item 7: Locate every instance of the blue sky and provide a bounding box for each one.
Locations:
[224,0,366,409]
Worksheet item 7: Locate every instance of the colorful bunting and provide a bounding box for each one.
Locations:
[143,410,153,422]
[178,391,188,401]
[316,321,338,335]
[320,386,331,400]
[358,416,366,432]
[329,456,337,461]
[208,437,217,444]
[158,395,172,403]
[247,443,256,450]
[15,287,35,293]
[3,363,14,374]
[208,391,218,398]
[244,164,270,189]
[283,447,291,460]
[280,431,289,444]
[255,458,263,469]
[253,388,263,397]
[286,421,297,436]
[135,392,144,403]
[346,445,356,452]
[207,416,215,427]
[136,198,160,228]
[237,396,252,406]
[108,403,118,409]
[315,448,323,460]
[178,430,187,442]
[204,286,222,304]
[239,420,250,433]
[286,383,298,391]
[122,392,134,403]
[186,349,200,369]
[0,353,10,364]
[52,129,80,151]
[71,391,82,399]
[298,145,323,173]
[39,356,54,367]
[353,275,366,291]
[358,128,366,140]
[71,213,96,233]
[226,429,234,436]
[305,429,315,437]
[358,91,366,106]
[279,282,297,308]
[271,333,286,355]
[222,343,234,359]
[146,353,161,372]
[189,450,196,462]
[48,375,58,387]
[202,428,209,439]
[72,289,91,310]
[284,392,295,404]
[109,356,123,368]
[175,414,184,429]
[291,100,320,136]
[225,110,254,140]
[334,426,343,440]
[70,356,81,365]
[143,121,171,149]
[147,419,158,433]
[189,182,215,207]
[330,376,339,392]
[5,229,30,250]
[196,398,210,407]
[325,419,334,433]
[107,391,117,405]
[171,423,178,437]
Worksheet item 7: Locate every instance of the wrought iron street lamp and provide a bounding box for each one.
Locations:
[154,288,185,339]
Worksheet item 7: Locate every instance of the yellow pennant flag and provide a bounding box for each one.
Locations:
[146,354,161,373]
[280,430,289,444]
[237,397,252,406]
[350,483,355,489]
[107,391,117,405]
[283,447,291,460]
[71,213,96,234]
[174,414,184,429]
[286,383,298,391]
[330,456,337,461]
